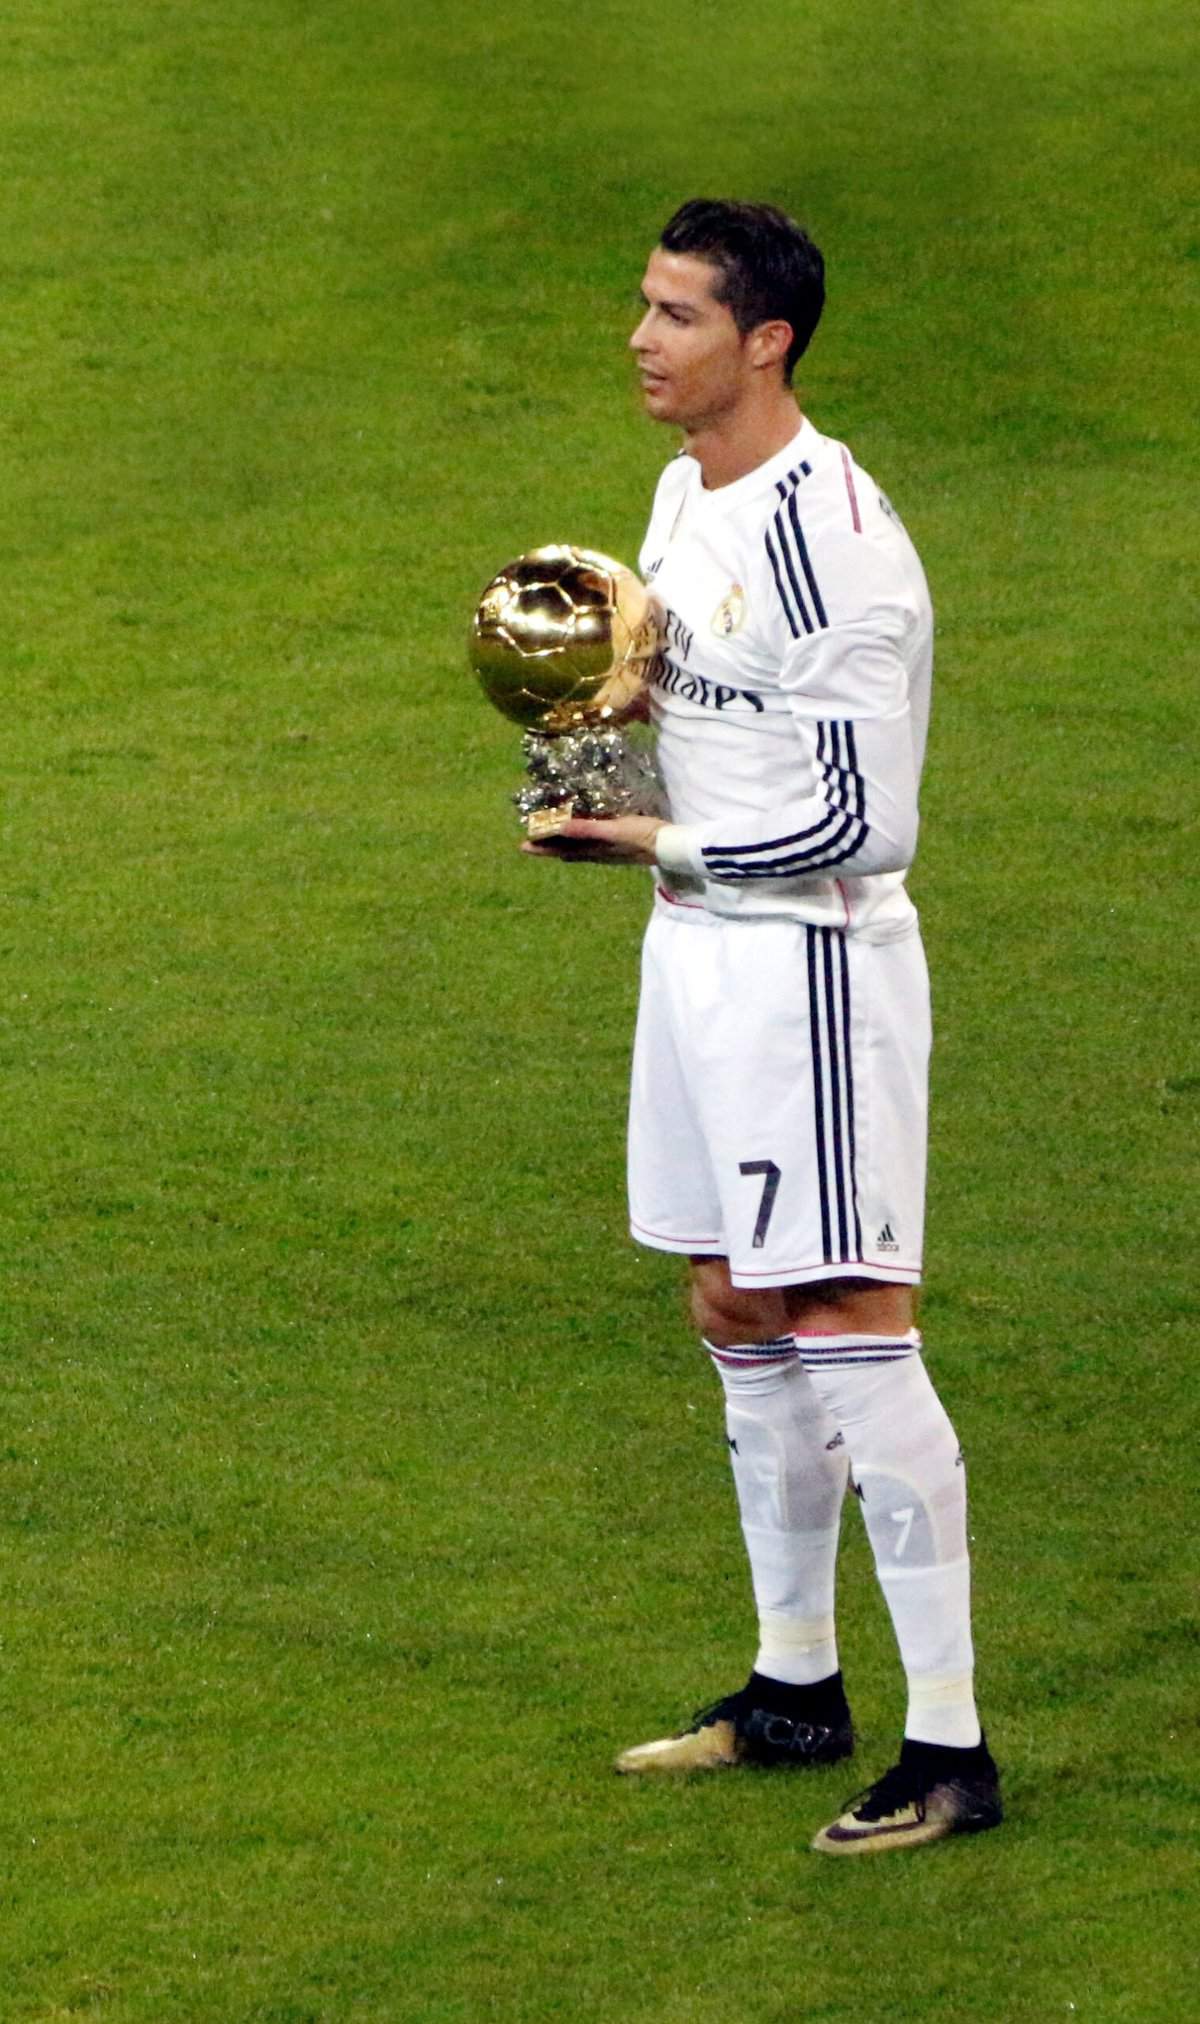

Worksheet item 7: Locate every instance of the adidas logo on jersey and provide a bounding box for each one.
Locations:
[711,583,747,637]
[877,1222,899,1252]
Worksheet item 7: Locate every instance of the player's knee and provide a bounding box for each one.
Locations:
[783,1276,914,1337]
[689,1256,784,1347]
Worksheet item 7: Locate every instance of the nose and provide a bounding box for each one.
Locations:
[630,309,653,353]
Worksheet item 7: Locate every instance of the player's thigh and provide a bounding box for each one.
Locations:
[627,912,724,1255]
[689,920,838,1285]
[693,921,928,1289]
[843,926,930,1280]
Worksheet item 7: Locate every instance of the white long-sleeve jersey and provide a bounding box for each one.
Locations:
[641,415,932,942]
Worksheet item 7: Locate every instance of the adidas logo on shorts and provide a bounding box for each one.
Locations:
[877,1222,899,1252]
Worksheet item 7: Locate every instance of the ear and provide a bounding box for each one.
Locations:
[747,319,793,374]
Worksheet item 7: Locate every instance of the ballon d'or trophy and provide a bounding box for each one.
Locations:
[468,544,665,839]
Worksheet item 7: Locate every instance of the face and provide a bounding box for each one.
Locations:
[630,247,754,431]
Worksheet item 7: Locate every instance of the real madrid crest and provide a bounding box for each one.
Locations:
[711,583,746,638]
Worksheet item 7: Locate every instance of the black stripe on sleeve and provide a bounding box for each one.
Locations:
[772,504,815,634]
[764,528,800,639]
[701,721,869,878]
[786,490,828,628]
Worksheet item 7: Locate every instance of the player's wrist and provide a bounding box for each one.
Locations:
[653,823,706,880]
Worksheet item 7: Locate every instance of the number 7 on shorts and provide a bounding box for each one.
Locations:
[738,1159,781,1250]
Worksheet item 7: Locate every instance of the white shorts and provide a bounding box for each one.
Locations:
[627,906,930,1288]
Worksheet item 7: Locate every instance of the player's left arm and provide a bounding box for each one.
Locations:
[655,536,923,885]
[522,531,925,876]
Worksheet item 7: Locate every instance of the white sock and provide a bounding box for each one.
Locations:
[795,1330,982,1748]
[705,1337,849,1686]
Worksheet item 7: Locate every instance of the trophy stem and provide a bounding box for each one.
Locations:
[514,726,664,836]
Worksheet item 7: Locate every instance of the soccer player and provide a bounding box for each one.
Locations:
[524,199,1001,1854]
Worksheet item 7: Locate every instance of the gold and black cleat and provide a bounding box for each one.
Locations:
[616,1672,853,1775]
[811,1735,1002,1854]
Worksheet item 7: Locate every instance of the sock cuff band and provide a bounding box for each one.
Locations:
[793,1327,921,1370]
[704,1335,798,1370]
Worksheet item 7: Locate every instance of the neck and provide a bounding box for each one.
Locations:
[684,389,804,489]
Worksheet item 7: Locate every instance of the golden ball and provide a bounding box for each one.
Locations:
[468,544,657,731]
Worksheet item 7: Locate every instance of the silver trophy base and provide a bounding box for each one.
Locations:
[515,726,665,837]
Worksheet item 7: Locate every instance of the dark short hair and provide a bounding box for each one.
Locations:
[658,198,825,383]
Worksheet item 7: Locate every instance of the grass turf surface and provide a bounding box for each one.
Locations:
[1,0,1198,2017]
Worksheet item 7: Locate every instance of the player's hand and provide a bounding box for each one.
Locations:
[521,815,664,865]
[607,689,652,727]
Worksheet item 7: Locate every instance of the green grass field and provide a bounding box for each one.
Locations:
[2,1,1197,2017]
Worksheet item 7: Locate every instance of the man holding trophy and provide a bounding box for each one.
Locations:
[475,199,1001,1855]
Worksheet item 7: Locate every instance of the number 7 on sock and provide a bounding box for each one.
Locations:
[738,1159,781,1250]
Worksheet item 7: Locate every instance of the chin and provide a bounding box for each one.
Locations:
[643,390,681,424]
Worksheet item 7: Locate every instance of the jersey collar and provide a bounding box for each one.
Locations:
[682,417,824,515]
